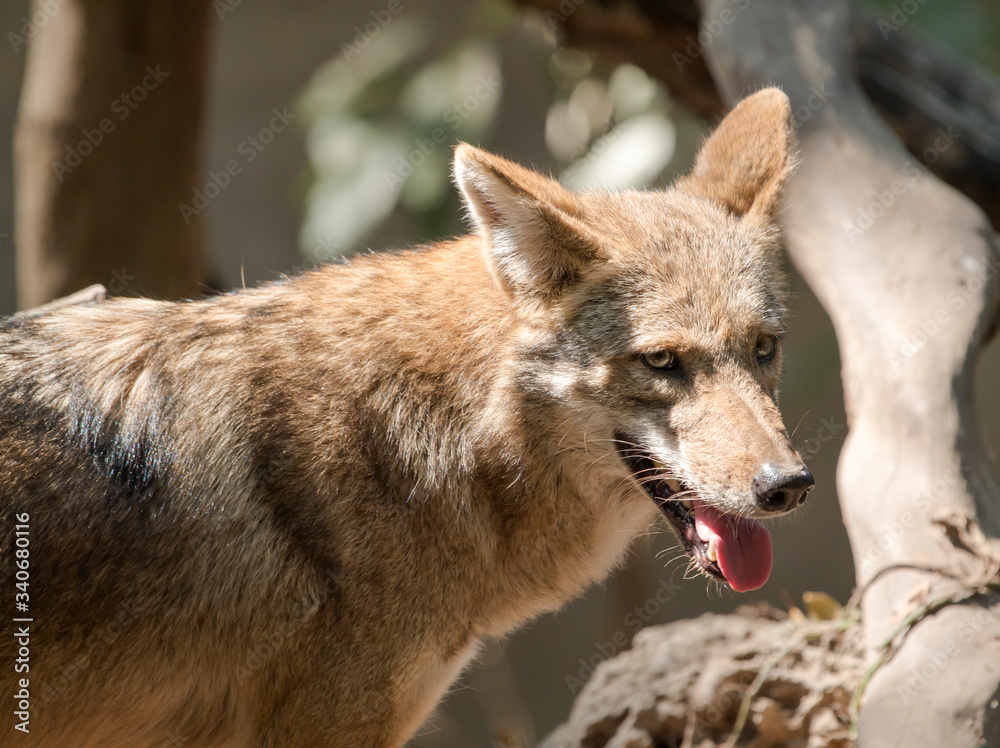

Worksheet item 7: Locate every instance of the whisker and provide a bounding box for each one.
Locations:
[554,415,580,449]
[789,410,811,441]
[682,560,703,581]
[553,436,647,458]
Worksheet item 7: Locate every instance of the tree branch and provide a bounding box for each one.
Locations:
[699,0,1000,744]
[513,0,1000,232]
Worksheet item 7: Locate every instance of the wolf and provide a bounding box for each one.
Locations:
[0,88,811,747]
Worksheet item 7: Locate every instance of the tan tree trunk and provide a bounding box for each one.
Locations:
[517,1,1000,744]
[14,0,212,308]
[699,1,1000,744]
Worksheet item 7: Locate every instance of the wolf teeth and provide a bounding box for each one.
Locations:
[680,499,694,510]
[665,479,682,493]
[707,537,719,563]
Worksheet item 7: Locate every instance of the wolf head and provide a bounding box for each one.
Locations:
[453,88,811,592]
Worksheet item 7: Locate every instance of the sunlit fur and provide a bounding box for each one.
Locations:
[0,89,804,747]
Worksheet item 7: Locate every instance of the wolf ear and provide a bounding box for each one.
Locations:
[679,87,795,222]
[453,143,599,303]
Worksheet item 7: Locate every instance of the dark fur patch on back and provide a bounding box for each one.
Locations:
[244,372,344,603]
[72,404,161,511]
[0,359,171,521]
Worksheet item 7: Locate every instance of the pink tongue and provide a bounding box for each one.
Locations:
[693,502,772,592]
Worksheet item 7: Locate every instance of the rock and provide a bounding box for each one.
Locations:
[540,608,863,748]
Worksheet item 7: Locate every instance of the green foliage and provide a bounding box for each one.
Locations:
[864,0,1000,72]
[295,1,683,265]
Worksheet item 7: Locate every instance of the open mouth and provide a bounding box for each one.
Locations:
[616,435,773,592]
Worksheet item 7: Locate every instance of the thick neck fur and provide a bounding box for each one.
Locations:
[5,236,637,644]
[285,237,643,633]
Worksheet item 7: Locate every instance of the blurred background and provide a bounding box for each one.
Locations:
[1,1,998,745]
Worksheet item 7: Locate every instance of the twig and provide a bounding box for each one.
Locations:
[724,635,802,747]
[848,579,1000,737]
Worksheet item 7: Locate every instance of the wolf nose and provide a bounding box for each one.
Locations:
[753,463,814,513]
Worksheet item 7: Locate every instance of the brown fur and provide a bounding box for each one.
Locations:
[1,89,806,747]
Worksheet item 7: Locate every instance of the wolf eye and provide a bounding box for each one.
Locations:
[640,350,680,373]
[756,335,779,363]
